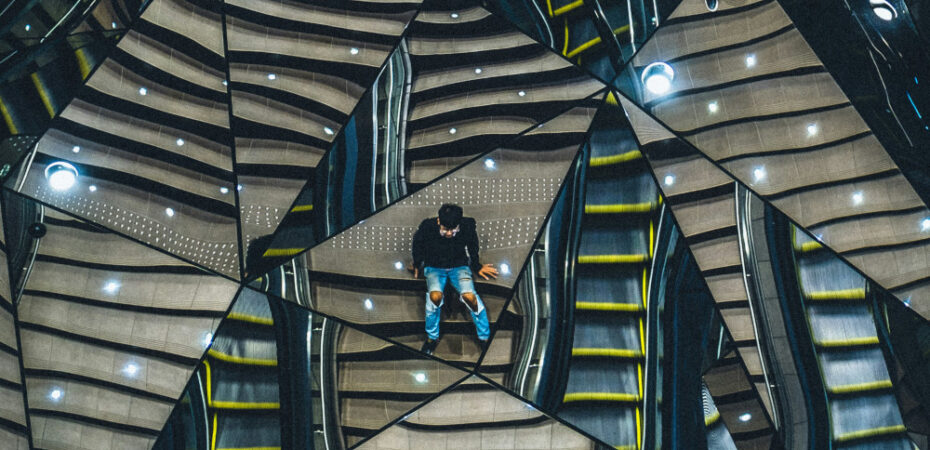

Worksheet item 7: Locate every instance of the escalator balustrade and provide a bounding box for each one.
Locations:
[558,118,658,449]
[790,227,910,448]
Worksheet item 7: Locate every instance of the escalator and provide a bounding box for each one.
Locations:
[557,103,659,449]
[789,226,910,448]
[205,291,281,450]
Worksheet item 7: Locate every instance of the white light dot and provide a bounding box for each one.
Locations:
[72,146,80,153]
[123,363,138,377]
[323,126,334,135]
[103,281,120,294]
[753,166,766,182]
[88,185,97,192]
[267,73,276,80]
[739,413,752,422]
[46,162,78,191]
[500,263,510,275]
[24,24,31,31]
[873,4,895,20]
[921,218,930,231]
[49,389,62,401]
[394,261,404,270]
[707,101,719,113]
[449,128,457,134]
[202,332,213,348]
[484,158,496,169]
[349,47,359,55]
[746,54,757,68]
[222,80,228,86]
[220,187,229,194]
[364,298,373,310]
[475,68,482,74]
[413,372,427,383]
[518,91,526,97]
[806,123,818,136]
[165,207,175,217]
[176,138,185,146]
[111,21,117,29]
[852,191,864,205]
[664,174,675,186]
[237,184,243,191]
[138,87,147,96]
[450,12,459,18]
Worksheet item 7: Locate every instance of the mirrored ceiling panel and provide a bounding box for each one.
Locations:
[0,196,28,448]
[154,287,470,450]
[5,0,241,278]
[356,375,601,450]
[2,190,240,449]
[291,102,594,366]
[619,92,930,320]
[225,0,422,262]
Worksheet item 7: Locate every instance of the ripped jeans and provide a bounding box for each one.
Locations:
[423,266,490,341]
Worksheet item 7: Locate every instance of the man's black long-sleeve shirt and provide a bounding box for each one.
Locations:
[412,217,482,272]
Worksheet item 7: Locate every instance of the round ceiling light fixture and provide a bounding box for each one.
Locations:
[870,0,897,20]
[44,161,78,191]
[641,62,675,95]
[706,0,718,11]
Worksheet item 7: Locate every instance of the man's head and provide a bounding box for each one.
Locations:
[437,204,463,238]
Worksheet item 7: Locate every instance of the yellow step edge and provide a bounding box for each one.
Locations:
[795,241,823,253]
[211,401,280,410]
[563,392,640,403]
[605,92,618,106]
[585,202,656,214]
[805,289,866,301]
[218,447,281,450]
[572,348,642,358]
[567,36,602,59]
[704,409,721,427]
[575,301,642,312]
[827,379,893,395]
[578,254,648,264]
[834,424,907,443]
[208,349,278,367]
[551,0,584,17]
[30,73,55,117]
[615,446,636,450]
[74,48,91,79]
[226,312,274,326]
[589,149,642,167]
[815,336,879,348]
[0,96,17,134]
[290,204,313,213]
[263,248,304,258]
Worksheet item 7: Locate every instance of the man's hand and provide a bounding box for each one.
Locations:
[477,263,499,280]
[408,264,419,279]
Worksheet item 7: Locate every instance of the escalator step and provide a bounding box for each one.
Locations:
[226,312,274,326]
[584,202,656,214]
[828,379,893,395]
[815,336,879,349]
[208,349,278,367]
[575,301,642,312]
[795,240,824,253]
[562,392,640,403]
[550,0,585,17]
[805,289,866,301]
[589,149,642,167]
[572,348,642,359]
[834,424,907,443]
[577,254,648,264]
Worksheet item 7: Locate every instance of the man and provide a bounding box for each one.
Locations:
[412,204,498,355]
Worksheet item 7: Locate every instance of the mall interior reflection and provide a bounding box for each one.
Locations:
[0,0,928,449]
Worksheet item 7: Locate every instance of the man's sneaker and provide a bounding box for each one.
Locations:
[421,338,438,355]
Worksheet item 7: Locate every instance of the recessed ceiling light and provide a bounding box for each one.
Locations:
[499,263,510,275]
[413,372,428,383]
[664,174,675,186]
[176,138,185,146]
[237,184,243,191]
[88,185,97,192]
[921,218,930,231]
[45,161,78,191]
[324,126,334,135]
[49,389,62,401]
[220,186,229,194]
[475,68,482,74]
[165,207,175,217]
[738,412,752,422]
[641,62,675,95]
[745,54,757,68]
[363,298,373,310]
[450,12,459,18]
[123,363,139,377]
[202,332,213,348]
[753,166,766,182]
[103,281,120,294]
[222,80,228,86]
[806,123,818,136]
[852,191,864,205]
[706,0,718,11]
[24,24,31,31]
[267,73,276,80]
[138,87,147,96]
[72,146,80,153]
[394,261,404,270]
[484,158,496,170]
[449,128,457,134]
[518,91,526,97]
[871,0,897,20]
[350,47,359,55]
[111,21,117,29]
[707,101,719,113]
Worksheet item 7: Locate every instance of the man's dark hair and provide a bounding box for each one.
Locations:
[438,203,463,228]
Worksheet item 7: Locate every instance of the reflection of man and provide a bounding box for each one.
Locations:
[412,204,498,355]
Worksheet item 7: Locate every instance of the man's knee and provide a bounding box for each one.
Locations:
[462,292,478,310]
[429,291,443,306]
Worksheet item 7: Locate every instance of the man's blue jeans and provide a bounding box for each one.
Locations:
[424,266,490,341]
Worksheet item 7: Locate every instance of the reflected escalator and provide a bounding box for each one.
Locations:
[205,292,281,450]
[790,227,910,448]
[558,115,658,449]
